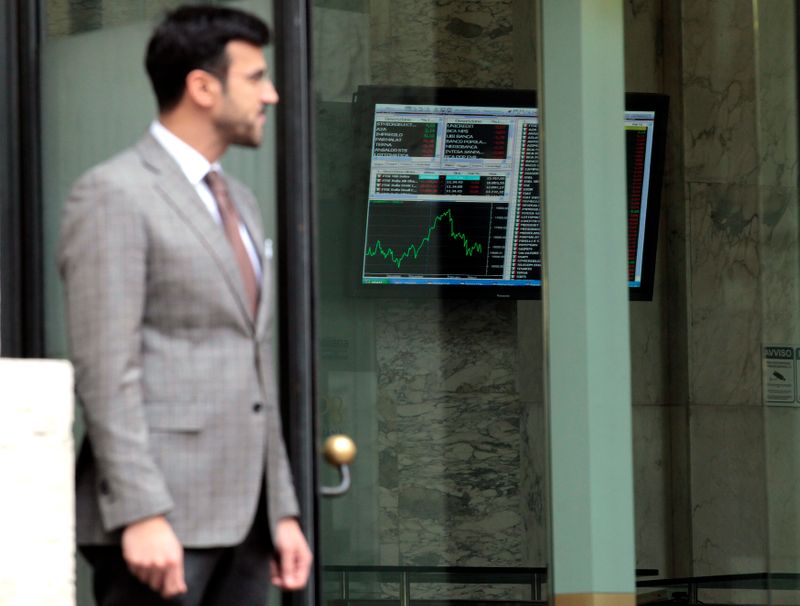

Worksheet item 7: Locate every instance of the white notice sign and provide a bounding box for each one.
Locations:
[764,345,796,405]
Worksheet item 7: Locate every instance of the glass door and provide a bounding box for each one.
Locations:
[310,2,549,604]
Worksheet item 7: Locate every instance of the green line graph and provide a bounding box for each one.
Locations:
[365,208,483,270]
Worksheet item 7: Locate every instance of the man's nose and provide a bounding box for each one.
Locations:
[262,79,279,105]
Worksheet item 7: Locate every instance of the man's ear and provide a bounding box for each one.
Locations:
[184,69,221,109]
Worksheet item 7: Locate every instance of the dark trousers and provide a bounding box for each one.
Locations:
[81,490,272,606]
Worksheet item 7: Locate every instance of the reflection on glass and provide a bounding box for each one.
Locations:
[314,1,546,604]
[45,0,235,37]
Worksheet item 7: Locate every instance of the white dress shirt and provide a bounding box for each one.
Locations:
[149,121,262,282]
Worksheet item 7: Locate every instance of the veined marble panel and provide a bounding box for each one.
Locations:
[516,301,543,405]
[682,1,759,184]
[408,582,527,602]
[669,405,693,577]
[314,7,371,102]
[758,186,800,344]
[688,182,761,406]
[630,298,668,406]
[520,401,547,566]
[375,300,517,395]
[390,391,523,566]
[510,0,537,89]
[660,2,692,411]
[755,0,799,189]
[689,405,768,578]
[765,407,800,571]
[45,0,189,36]
[365,0,526,575]
[632,405,671,575]
[624,0,662,93]
[377,382,400,565]
[368,0,514,88]
[45,0,72,36]
[769,589,800,606]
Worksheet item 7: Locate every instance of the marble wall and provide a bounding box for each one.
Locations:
[45,0,184,37]
[368,0,516,89]
[620,2,800,594]
[670,2,800,601]
[364,2,542,578]
[375,300,523,567]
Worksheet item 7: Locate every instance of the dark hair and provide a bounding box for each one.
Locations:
[145,5,270,112]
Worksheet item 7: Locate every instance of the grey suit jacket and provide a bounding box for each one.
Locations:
[59,132,299,548]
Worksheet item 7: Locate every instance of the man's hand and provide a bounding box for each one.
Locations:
[121,515,187,598]
[269,517,313,590]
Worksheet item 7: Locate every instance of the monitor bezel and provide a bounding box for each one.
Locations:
[625,92,668,302]
[349,86,668,302]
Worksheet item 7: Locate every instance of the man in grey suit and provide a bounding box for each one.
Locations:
[58,6,312,604]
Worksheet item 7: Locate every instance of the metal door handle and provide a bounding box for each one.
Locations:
[320,434,356,497]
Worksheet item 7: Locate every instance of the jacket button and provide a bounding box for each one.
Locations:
[98,479,110,496]
[252,402,263,413]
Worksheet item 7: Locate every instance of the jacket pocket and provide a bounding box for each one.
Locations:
[144,403,208,432]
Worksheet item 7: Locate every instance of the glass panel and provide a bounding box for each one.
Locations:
[627,2,800,605]
[39,2,277,605]
[313,2,548,605]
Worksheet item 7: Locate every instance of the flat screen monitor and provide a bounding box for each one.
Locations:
[352,86,668,300]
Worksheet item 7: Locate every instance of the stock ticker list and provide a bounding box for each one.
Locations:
[511,122,541,281]
[626,127,647,282]
[444,122,509,159]
[375,174,506,196]
[373,121,437,157]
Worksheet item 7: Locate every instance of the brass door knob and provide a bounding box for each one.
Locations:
[323,434,357,466]
[321,434,356,497]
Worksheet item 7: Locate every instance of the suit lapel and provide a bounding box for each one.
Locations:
[135,133,255,330]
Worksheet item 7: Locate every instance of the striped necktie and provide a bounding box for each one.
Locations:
[204,171,259,318]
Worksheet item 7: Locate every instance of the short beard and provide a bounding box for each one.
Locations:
[215,119,261,149]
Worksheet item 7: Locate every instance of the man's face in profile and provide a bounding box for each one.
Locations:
[212,40,279,148]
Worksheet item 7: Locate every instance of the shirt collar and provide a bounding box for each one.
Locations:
[149,120,222,185]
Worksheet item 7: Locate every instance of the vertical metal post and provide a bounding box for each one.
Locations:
[274,1,319,606]
[689,582,698,604]
[400,571,410,606]
[0,0,19,356]
[0,0,44,358]
[539,1,635,605]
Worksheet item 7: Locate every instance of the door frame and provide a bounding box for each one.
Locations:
[0,0,44,358]
[273,1,320,606]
